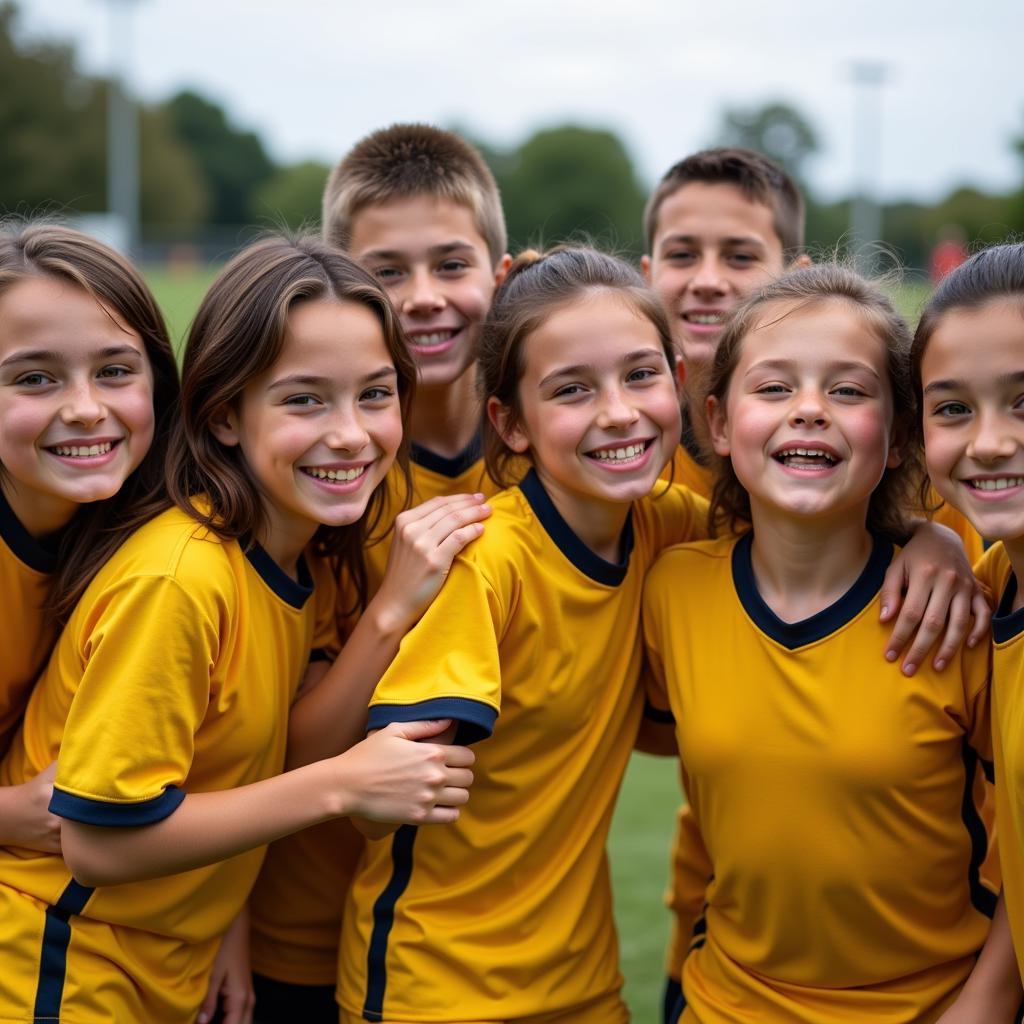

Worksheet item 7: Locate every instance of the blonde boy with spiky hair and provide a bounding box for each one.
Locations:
[245,125,509,1023]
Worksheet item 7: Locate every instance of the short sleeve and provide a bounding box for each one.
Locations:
[645,483,711,554]
[50,573,219,827]
[367,556,504,744]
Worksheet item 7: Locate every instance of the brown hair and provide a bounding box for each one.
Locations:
[167,234,416,609]
[478,245,676,488]
[323,124,507,266]
[0,221,179,625]
[643,147,805,258]
[706,263,920,544]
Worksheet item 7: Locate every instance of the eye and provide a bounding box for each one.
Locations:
[14,371,55,387]
[831,384,866,398]
[361,385,394,402]
[97,365,132,380]
[755,383,789,395]
[934,400,971,417]
[438,259,469,274]
[665,250,696,264]
[627,367,660,383]
[283,394,321,407]
[726,252,758,267]
[371,266,402,283]
[553,383,586,398]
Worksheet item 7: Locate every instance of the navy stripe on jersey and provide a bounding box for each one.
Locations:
[961,743,997,919]
[32,879,94,1023]
[663,977,684,1024]
[733,532,893,649]
[519,468,634,586]
[411,436,483,479]
[367,697,497,745]
[244,542,314,609]
[993,572,1024,644]
[50,784,185,826]
[363,824,418,1022]
[0,485,61,574]
[668,983,687,1024]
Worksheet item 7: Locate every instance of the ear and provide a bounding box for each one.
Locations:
[791,253,812,269]
[493,253,512,288]
[208,402,242,447]
[640,254,652,284]
[674,352,686,392]
[706,394,731,457]
[486,395,530,454]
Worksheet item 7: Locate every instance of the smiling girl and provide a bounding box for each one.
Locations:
[0,223,178,853]
[0,236,478,1023]
[643,264,997,1023]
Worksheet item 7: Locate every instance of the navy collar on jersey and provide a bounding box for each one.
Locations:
[518,467,634,586]
[732,530,894,649]
[0,485,62,574]
[993,572,1024,643]
[243,538,314,609]
[411,434,483,479]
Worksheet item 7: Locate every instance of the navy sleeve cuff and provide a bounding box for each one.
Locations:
[367,697,498,745]
[643,699,675,725]
[50,785,185,826]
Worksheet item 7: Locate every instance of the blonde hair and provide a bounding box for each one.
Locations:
[323,124,507,265]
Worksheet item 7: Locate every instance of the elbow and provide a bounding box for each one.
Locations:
[60,825,125,887]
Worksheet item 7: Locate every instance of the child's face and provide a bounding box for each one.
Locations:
[493,290,680,523]
[708,299,899,526]
[642,182,788,375]
[212,297,403,551]
[0,276,155,529]
[348,195,508,392]
[920,299,1024,542]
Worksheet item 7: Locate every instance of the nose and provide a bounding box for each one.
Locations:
[324,405,371,455]
[400,267,444,316]
[60,379,106,427]
[968,409,1017,463]
[788,390,829,428]
[596,387,641,430]
[687,255,727,297]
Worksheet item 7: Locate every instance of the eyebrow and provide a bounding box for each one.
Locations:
[268,366,397,390]
[0,345,143,370]
[360,241,478,262]
[538,349,666,388]
[924,369,1024,395]
[745,358,880,377]
[659,234,767,250]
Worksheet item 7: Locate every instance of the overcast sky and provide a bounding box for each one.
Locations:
[17,0,1024,203]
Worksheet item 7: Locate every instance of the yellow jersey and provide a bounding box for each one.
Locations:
[643,534,994,1023]
[338,469,708,1021]
[0,505,337,1023]
[976,543,1024,983]
[0,489,58,755]
[248,441,507,987]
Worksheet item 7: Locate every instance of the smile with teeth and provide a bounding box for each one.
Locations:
[410,330,457,346]
[966,476,1024,491]
[48,441,116,458]
[587,441,649,463]
[683,312,725,325]
[774,446,838,469]
[302,466,368,482]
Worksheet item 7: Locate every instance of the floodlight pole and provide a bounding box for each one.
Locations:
[106,0,141,255]
[849,61,888,275]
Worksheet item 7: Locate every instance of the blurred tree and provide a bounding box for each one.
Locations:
[497,126,646,254]
[139,105,209,227]
[250,160,331,230]
[717,101,820,188]
[165,90,275,225]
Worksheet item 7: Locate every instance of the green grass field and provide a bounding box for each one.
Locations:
[143,267,934,1021]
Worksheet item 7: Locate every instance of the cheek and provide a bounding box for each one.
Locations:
[375,407,405,460]
[0,399,51,462]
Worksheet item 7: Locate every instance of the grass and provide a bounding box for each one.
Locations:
[141,267,934,1020]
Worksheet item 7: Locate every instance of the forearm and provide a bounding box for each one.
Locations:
[61,758,344,886]
[285,599,407,769]
[954,897,1022,1017]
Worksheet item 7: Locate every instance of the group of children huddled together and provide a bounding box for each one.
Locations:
[1,122,1024,1024]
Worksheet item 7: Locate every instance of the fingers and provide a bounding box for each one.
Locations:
[877,558,908,624]
[929,589,973,671]
[394,493,488,533]
[222,980,255,1024]
[967,587,993,648]
[887,568,956,675]
[389,718,453,742]
[196,983,221,1024]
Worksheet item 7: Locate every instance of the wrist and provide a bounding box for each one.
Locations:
[363,593,412,641]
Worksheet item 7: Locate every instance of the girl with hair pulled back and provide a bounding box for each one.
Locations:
[336,244,710,1024]
[0,221,178,851]
[917,241,1024,1011]
[644,263,1004,1023]
[0,234,479,1023]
